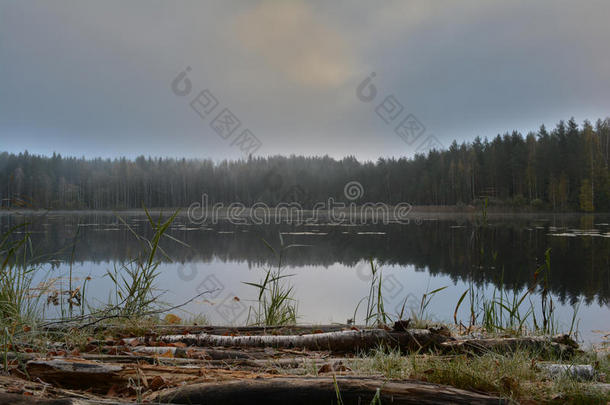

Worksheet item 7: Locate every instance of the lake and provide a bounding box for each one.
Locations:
[1,211,608,345]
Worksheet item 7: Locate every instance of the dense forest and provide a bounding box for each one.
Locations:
[1,118,609,211]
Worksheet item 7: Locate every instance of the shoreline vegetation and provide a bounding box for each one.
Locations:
[1,210,609,403]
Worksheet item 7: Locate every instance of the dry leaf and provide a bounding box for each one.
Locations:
[149,375,168,390]
[164,314,182,324]
[169,342,187,348]
[106,384,119,397]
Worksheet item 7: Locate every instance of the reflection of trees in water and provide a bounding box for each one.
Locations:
[1,213,608,306]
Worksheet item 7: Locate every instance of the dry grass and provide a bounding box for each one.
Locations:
[346,346,610,404]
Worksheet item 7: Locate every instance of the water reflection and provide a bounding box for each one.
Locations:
[1,212,608,307]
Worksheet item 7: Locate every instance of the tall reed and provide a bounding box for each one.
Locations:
[105,208,180,318]
[0,223,42,331]
[244,234,300,326]
[353,259,392,327]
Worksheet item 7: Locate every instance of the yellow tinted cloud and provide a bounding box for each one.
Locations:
[235,1,353,88]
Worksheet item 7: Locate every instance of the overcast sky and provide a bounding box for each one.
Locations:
[1,0,609,161]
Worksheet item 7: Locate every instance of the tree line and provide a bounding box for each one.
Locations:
[1,117,609,211]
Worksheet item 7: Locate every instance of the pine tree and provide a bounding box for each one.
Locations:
[579,179,594,212]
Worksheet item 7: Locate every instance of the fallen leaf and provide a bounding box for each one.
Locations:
[501,375,519,392]
[164,314,182,324]
[318,363,332,373]
[106,384,119,397]
[149,375,168,390]
[169,342,187,348]
[318,361,351,373]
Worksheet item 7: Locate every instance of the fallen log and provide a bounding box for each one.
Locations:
[156,376,508,404]
[98,345,276,360]
[24,358,280,394]
[158,328,450,353]
[43,323,348,336]
[8,351,352,373]
[25,359,127,393]
[442,334,578,357]
[9,345,324,367]
[0,394,72,405]
[0,392,173,404]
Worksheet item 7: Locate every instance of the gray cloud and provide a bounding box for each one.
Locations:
[1,0,609,161]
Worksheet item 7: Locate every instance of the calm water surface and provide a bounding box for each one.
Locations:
[1,211,608,345]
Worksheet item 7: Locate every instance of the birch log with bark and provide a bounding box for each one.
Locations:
[158,329,450,352]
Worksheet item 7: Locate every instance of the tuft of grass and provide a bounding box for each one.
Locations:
[0,224,42,329]
[353,259,392,327]
[104,208,180,318]
[182,312,210,326]
[0,223,48,367]
[352,260,448,328]
[409,351,536,398]
[333,373,382,405]
[348,346,610,403]
[532,248,557,335]
[34,210,184,346]
[244,234,300,326]
[453,199,564,338]
[349,346,411,379]
[413,284,447,327]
